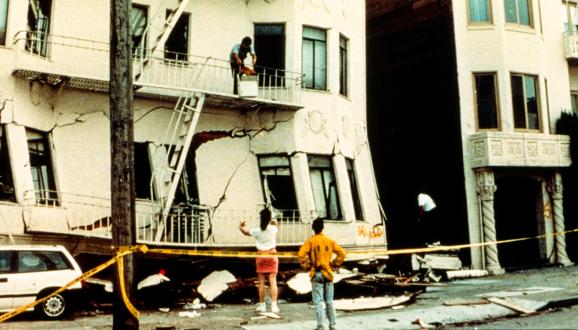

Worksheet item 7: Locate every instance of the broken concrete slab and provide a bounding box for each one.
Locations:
[446,269,488,280]
[287,272,358,294]
[411,253,462,271]
[333,294,413,311]
[197,270,237,302]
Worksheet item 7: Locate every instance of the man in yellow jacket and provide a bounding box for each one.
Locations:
[298,218,346,330]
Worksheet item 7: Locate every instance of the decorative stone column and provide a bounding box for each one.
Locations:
[476,169,504,275]
[547,172,574,266]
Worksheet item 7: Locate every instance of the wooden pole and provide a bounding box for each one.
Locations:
[110,0,138,328]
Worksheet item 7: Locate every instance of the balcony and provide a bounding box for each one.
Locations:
[564,32,578,62]
[11,31,303,110]
[469,132,571,168]
[22,190,313,247]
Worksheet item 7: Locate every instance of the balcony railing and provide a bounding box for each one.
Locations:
[12,31,303,106]
[22,190,314,246]
[564,32,578,60]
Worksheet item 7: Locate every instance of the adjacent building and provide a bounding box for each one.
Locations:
[0,0,386,256]
[367,0,576,272]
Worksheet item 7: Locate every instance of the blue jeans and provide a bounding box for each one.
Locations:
[312,271,336,328]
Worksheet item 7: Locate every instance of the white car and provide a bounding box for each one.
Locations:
[0,245,84,319]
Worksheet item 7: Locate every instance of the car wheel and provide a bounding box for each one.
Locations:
[37,293,66,319]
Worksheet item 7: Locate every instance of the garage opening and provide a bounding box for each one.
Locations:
[494,176,546,270]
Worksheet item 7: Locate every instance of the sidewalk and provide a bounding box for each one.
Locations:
[242,265,578,330]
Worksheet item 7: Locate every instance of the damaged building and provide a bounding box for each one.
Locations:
[0,1,386,259]
[367,0,577,273]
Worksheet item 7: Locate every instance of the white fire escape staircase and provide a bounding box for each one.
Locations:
[132,0,204,242]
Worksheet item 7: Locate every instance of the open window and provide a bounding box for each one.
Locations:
[308,155,341,220]
[254,23,285,87]
[134,142,153,200]
[26,129,58,205]
[26,0,52,57]
[164,11,189,61]
[474,72,500,130]
[258,155,298,217]
[0,125,15,202]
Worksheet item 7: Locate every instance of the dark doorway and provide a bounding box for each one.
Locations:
[165,11,189,61]
[494,176,545,269]
[254,24,285,86]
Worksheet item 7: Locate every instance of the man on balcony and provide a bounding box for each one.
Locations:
[230,36,257,94]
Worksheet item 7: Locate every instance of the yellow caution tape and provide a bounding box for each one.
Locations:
[1,228,576,323]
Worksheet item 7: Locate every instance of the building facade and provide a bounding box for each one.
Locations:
[0,0,386,254]
[367,0,575,272]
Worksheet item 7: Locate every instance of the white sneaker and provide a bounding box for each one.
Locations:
[271,303,280,313]
[255,303,266,312]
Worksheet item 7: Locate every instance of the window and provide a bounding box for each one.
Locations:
[0,251,11,273]
[511,74,540,130]
[0,0,8,45]
[474,73,499,130]
[134,142,152,200]
[504,0,531,26]
[302,26,327,90]
[0,126,15,202]
[339,34,348,96]
[27,129,58,204]
[258,156,298,215]
[254,24,285,87]
[308,155,341,220]
[346,159,363,221]
[18,251,72,273]
[164,11,189,61]
[26,0,52,57]
[564,4,578,35]
[571,92,578,114]
[468,0,492,24]
[130,4,147,57]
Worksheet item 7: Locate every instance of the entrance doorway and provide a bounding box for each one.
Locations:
[494,176,546,269]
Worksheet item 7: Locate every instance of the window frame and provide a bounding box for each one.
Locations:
[257,155,299,216]
[0,125,15,202]
[302,25,327,91]
[345,158,363,221]
[308,155,342,221]
[571,91,578,114]
[164,10,190,62]
[510,73,541,131]
[473,72,501,131]
[26,129,58,205]
[130,3,148,58]
[504,0,533,27]
[25,0,53,57]
[0,0,9,46]
[467,0,493,25]
[339,34,349,97]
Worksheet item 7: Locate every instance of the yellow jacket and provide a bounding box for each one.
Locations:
[298,233,346,282]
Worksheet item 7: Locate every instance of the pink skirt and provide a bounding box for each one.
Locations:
[256,248,278,274]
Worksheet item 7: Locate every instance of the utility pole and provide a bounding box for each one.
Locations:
[110,0,138,329]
